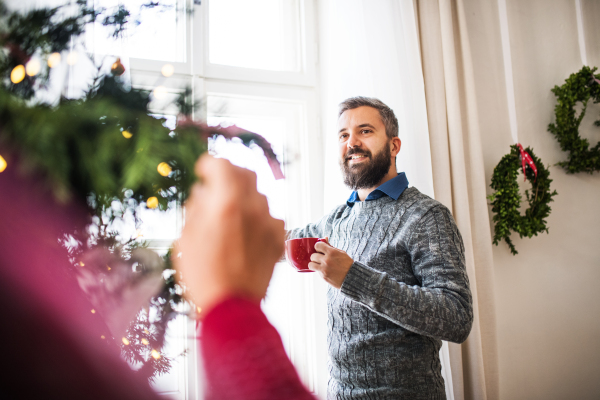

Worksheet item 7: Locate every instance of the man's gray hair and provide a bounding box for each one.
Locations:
[338,96,399,139]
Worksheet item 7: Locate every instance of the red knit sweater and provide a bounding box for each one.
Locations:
[201,297,316,400]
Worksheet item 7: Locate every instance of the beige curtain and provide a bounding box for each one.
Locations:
[415,1,499,399]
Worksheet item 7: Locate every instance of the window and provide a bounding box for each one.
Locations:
[87,0,187,62]
[86,0,323,398]
[205,86,321,390]
[208,0,302,71]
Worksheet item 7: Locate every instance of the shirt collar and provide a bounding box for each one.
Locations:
[346,172,409,206]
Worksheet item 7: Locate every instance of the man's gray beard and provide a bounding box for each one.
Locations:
[340,146,392,190]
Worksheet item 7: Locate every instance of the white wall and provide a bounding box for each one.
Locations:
[464,0,600,398]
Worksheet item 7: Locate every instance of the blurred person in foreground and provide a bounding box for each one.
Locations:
[0,153,163,399]
[174,155,315,400]
[0,152,313,399]
[287,97,474,399]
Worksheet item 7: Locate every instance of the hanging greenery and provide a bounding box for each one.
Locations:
[488,144,558,255]
[548,66,600,174]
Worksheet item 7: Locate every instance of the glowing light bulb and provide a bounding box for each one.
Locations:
[157,162,172,177]
[152,86,167,99]
[141,338,149,345]
[91,309,96,314]
[147,196,159,209]
[144,329,150,334]
[0,155,7,173]
[122,337,130,345]
[151,349,161,360]
[101,335,105,339]
[25,59,41,76]
[48,52,61,68]
[197,307,202,314]
[122,130,133,139]
[161,64,174,77]
[79,261,85,266]
[10,65,25,84]
[66,51,78,66]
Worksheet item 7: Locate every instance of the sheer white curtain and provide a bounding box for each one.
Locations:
[318,0,434,208]
[317,0,453,398]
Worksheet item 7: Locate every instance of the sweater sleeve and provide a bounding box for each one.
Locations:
[339,205,473,343]
[287,219,325,240]
[200,297,315,400]
[286,205,346,240]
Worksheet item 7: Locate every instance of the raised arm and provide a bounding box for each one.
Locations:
[174,155,315,400]
[201,297,314,400]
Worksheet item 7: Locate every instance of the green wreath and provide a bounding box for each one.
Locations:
[488,145,558,255]
[548,66,600,173]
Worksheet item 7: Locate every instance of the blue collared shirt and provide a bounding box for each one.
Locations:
[346,172,409,206]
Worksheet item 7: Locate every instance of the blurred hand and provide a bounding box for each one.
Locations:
[173,155,285,316]
[308,238,354,289]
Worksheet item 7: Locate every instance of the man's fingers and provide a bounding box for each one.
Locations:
[310,253,324,263]
[314,241,331,253]
[308,261,322,272]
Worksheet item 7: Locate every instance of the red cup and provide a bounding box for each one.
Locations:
[284,237,326,273]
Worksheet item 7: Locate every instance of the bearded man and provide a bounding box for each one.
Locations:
[287,97,473,400]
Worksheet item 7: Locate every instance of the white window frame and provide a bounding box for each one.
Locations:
[197,0,317,86]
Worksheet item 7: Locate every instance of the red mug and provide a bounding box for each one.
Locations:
[284,237,327,273]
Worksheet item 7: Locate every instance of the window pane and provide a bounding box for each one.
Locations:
[207,99,287,220]
[209,0,302,71]
[87,0,186,62]
[108,201,179,242]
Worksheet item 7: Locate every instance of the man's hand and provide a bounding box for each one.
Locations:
[308,239,354,289]
[173,155,285,316]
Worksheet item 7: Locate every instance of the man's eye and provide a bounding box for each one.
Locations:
[361,129,372,134]
[339,134,348,141]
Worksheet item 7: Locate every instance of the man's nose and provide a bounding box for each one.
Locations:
[347,133,361,148]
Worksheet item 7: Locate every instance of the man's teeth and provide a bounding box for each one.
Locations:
[351,155,365,159]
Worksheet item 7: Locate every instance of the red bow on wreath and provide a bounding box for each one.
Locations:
[517,143,537,182]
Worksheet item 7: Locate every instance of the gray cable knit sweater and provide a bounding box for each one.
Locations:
[287,187,473,400]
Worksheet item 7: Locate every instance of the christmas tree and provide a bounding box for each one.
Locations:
[0,0,281,381]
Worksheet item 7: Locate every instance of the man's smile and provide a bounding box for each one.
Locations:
[346,153,370,165]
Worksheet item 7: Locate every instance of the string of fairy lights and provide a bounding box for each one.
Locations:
[3,52,178,215]
[3,50,187,361]
[0,0,234,380]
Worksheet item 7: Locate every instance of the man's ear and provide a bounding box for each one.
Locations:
[390,137,401,157]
